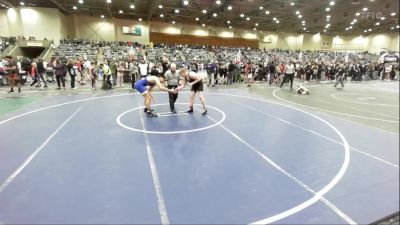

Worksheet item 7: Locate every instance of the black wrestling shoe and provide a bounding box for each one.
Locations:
[201,108,207,115]
[144,108,154,113]
[171,109,177,114]
[7,89,14,93]
[147,112,158,117]
[186,108,194,113]
[18,88,21,93]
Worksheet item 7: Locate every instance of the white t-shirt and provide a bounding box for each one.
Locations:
[138,63,148,75]
[285,64,295,74]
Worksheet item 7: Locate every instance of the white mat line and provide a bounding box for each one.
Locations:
[0,107,83,192]
[232,100,399,168]
[139,101,170,225]
[197,107,356,225]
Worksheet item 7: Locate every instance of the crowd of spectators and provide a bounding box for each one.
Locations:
[0,39,399,94]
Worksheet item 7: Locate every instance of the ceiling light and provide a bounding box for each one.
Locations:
[183,0,189,6]
[291,2,295,6]
[172,21,175,24]
[364,30,367,32]
[391,12,396,16]
[254,28,257,30]
[345,28,349,30]
[160,14,164,17]
[130,4,135,9]
[213,13,217,17]
[158,4,163,8]
[240,13,244,17]
[390,27,394,30]
[356,12,360,16]
[368,28,372,31]
[106,0,111,3]
[298,15,302,18]
[255,23,258,26]
[202,24,205,27]
[380,17,385,20]
[326,18,330,21]
[20,1,25,5]
[276,20,279,23]
[227,20,230,24]
[302,20,305,23]
[302,23,305,26]
[330,1,335,6]
[397,25,400,28]
[73,6,77,10]
[227,5,232,10]
[326,15,331,18]
[349,26,352,29]
[196,17,199,21]
[324,29,327,32]
[273,17,277,20]
[246,17,250,20]
[203,9,207,13]
[216,0,221,4]
[119,10,123,14]
[296,11,300,15]
[363,7,368,11]
[265,11,270,14]
[101,15,105,18]
[353,19,357,22]
[139,18,142,21]
[259,6,263,10]
[303,28,306,30]
[375,22,380,25]
[350,22,354,25]
[326,8,330,11]
[327,23,330,26]
[175,9,179,13]
[229,26,232,29]
[78,0,84,3]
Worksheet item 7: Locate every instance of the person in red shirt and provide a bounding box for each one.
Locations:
[30,62,40,87]
[76,58,85,84]
[4,56,21,93]
[245,62,253,87]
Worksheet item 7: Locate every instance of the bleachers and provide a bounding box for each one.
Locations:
[53,40,144,62]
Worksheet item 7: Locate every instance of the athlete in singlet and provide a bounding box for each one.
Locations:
[177,68,207,115]
[134,75,177,117]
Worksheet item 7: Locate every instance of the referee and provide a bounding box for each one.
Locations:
[280,61,295,89]
[164,63,179,113]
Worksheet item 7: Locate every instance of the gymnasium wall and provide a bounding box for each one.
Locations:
[330,33,399,53]
[0,7,399,52]
[150,21,260,40]
[302,34,333,51]
[0,7,63,44]
[0,9,10,37]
